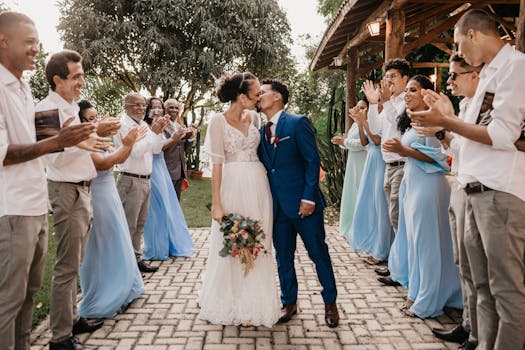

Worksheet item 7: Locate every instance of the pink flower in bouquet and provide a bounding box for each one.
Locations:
[231,248,239,256]
[240,229,249,240]
[228,234,236,241]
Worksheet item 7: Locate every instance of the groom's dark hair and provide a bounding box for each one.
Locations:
[261,78,289,105]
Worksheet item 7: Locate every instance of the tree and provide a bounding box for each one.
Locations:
[58,0,294,114]
[28,44,49,102]
[80,76,130,116]
[317,0,345,24]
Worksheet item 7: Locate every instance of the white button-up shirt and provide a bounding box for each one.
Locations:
[0,64,48,216]
[444,97,470,175]
[367,92,406,163]
[115,114,164,176]
[457,44,525,201]
[37,91,97,182]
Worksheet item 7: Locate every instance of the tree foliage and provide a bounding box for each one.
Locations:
[317,0,344,24]
[28,44,49,102]
[58,0,294,112]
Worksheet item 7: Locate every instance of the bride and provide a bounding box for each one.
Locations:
[198,72,280,327]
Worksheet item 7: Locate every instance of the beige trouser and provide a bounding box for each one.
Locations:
[0,215,47,350]
[48,181,92,343]
[383,163,404,233]
[464,190,525,350]
[116,174,151,260]
[449,179,477,343]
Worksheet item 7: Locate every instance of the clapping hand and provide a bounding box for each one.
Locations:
[349,105,367,124]
[380,78,394,102]
[56,117,96,148]
[361,80,380,104]
[409,90,454,128]
[330,134,345,145]
[121,126,148,147]
[151,114,170,134]
[78,132,113,152]
[96,115,121,137]
[382,138,406,156]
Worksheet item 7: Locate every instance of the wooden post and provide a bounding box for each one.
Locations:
[517,0,525,52]
[436,66,442,92]
[346,50,358,133]
[385,8,405,60]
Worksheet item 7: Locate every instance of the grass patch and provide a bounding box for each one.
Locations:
[32,177,211,326]
[180,177,212,227]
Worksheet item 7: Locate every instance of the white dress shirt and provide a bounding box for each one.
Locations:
[37,91,97,182]
[457,44,525,202]
[0,64,48,216]
[367,92,406,163]
[115,114,164,175]
[444,97,470,175]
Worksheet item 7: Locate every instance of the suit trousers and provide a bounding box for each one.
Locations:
[0,215,47,350]
[117,174,151,260]
[48,181,92,342]
[448,179,477,343]
[273,206,337,306]
[464,190,525,350]
[383,164,404,233]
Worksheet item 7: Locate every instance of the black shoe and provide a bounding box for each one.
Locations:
[377,276,401,286]
[277,304,298,324]
[324,303,340,328]
[431,324,469,343]
[137,260,159,273]
[458,340,477,350]
[72,317,104,335]
[49,336,84,350]
[374,267,390,276]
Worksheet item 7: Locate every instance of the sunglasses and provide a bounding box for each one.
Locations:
[448,71,473,81]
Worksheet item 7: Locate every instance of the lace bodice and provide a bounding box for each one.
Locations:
[204,113,261,164]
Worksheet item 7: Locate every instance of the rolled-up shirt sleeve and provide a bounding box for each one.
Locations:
[367,104,382,135]
[486,56,525,150]
[0,112,7,167]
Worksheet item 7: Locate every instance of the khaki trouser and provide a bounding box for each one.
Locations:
[464,190,525,350]
[48,181,92,343]
[0,215,47,350]
[449,179,477,343]
[383,163,404,233]
[116,174,151,260]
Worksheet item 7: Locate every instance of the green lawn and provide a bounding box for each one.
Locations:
[32,177,211,326]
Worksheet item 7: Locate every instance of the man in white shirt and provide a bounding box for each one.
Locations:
[362,58,409,279]
[39,50,111,350]
[115,93,168,273]
[414,54,481,350]
[410,9,525,350]
[0,12,96,350]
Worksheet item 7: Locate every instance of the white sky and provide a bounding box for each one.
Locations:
[4,0,327,69]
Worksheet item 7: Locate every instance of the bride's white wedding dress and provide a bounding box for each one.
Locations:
[198,112,280,327]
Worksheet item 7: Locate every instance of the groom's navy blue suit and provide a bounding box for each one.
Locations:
[258,111,337,306]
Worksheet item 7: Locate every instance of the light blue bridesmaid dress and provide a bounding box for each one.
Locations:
[143,153,195,260]
[79,168,145,318]
[348,135,393,261]
[400,128,462,318]
[338,123,367,237]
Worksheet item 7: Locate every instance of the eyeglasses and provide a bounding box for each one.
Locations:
[384,73,400,79]
[125,103,147,108]
[448,71,473,81]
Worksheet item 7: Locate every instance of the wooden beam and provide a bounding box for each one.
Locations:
[412,62,450,68]
[335,0,393,62]
[517,0,525,52]
[346,50,358,132]
[403,11,465,55]
[358,60,384,77]
[431,42,454,55]
[385,8,405,59]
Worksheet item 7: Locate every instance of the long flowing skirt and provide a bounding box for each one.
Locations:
[79,170,145,318]
[339,149,367,237]
[143,153,195,260]
[348,143,393,260]
[198,161,280,327]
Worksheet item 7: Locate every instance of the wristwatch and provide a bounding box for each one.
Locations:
[435,129,446,140]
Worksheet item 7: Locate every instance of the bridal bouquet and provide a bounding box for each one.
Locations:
[219,213,267,276]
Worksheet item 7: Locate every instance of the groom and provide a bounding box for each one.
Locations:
[257,79,339,328]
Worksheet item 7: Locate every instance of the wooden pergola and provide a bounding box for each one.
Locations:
[309,0,524,129]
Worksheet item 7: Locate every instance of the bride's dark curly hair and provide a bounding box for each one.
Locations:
[397,75,434,134]
[216,72,257,103]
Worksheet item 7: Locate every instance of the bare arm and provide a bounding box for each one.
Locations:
[211,163,225,222]
[383,138,434,163]
[90,145,132,170]
[361,120,381,145]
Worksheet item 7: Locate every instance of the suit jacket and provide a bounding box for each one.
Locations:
[164,122,194,182]
[258,111,325,219]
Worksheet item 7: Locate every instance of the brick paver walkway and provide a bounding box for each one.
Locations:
[31,227,461,350]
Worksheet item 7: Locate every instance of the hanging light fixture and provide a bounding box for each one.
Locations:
[367,21,381,37]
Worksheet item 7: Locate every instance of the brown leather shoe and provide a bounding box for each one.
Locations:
[137,260,158,273]
[324,303,339,328]
[277,304,297,324]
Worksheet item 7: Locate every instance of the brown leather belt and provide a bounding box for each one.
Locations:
[66,180,91,187]
[464,182,493,194]
[121,172,151,180]
[387,161,405,167]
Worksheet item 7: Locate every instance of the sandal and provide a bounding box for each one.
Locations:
[401,308,417,318]
[363,256,382,265]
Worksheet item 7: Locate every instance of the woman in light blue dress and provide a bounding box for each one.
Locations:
[383,76,462,318]
[347,105,394,264]
[78,100,146,318]
[331,100,367,238]
[143,98,195,260]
